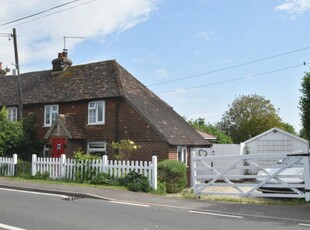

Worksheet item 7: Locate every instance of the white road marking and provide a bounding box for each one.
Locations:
[0,188,68,198]
[299,223,310,227]
[189,210,243,219]
[109,200,150,207]
[0,223,27,230]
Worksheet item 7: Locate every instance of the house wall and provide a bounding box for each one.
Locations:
[22,97,175,161]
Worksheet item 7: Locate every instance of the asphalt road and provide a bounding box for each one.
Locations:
[0,188,309,230]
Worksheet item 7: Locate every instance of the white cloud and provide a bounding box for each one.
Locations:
[195,31,217,41]
[275,0,310,18]
[0,0,158,70]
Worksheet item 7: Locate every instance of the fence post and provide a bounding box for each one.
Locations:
[60,154,66,179]
[13,154,17,176]
[102,155,108,173]
[303,154,310,201]
[152,156,157,190]
[191,151,198,195]
[31,154,37,176]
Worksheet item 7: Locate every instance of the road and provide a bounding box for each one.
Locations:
[0,188,309,230]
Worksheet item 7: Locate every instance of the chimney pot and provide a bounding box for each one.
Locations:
[52,50,72,71]
[0,62,7,76]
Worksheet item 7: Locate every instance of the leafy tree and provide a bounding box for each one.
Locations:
[299,128,308,140]
[217,94,283,143]
[299,72,310,140]
[187,118,233,144]
[0,107,23,156]
[280,122,296,135]
[19,113,42,161]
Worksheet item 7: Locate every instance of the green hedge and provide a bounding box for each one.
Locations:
[157,160,187,193]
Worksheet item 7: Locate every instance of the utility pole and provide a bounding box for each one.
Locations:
[12,28,23,119]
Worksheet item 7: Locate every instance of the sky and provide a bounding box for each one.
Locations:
[0,0,310,132]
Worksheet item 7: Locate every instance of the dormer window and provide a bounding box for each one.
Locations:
[44,104,58,127]
[7,107,18,122]
[88,101,105,125]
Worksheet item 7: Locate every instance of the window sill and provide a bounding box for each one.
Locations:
[87,123,105,126]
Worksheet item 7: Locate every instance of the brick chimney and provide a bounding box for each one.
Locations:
[0,62,7,76]
[52,49,72,71]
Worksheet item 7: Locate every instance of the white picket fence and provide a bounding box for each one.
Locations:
[0,154,17,176]
[31,154,157,190]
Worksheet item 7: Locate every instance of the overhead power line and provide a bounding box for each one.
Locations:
[0,0,79,27]
[157,62,309,95]
[0,0,96,31]
[148,46,310,87]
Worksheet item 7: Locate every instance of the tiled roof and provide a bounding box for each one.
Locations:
[0,60,210,146]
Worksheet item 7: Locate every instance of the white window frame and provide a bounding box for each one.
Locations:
[88,101,105,125]
[87,141,107,155]
[43,143,50,157]
[177,146,188,165]
[44,104,59,127]
[7,107,18,122]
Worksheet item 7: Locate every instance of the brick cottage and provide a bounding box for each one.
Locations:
[0,51,210,167]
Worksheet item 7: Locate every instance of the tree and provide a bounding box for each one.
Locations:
[187,118,233,144]
[0,107,23,156]
[217,94,283,143]
[280,122,296,135]
[19,113,42,161]
[299,72,310,140]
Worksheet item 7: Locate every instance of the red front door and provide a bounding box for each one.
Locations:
[52,138,66,158]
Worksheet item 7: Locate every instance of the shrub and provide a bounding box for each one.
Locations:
[90,173,113,185]
[157,160,187,193]
[121,171,150,192]
[155,181,166,194]
[0,164,8,176]
[32,171,50,180]
[73,149,100,183]
[15,160,32,178]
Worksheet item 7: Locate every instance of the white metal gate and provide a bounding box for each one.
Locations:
[191,151,310,201]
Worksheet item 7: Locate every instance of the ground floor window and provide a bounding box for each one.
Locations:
[177,146,187,165]
[87,141,106,156]
[43,143,50,157]
[7,106,18,122]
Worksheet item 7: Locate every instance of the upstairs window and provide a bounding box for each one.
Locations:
[44,105,58,127]
[177,146,188,166]
[88,101,105,124]
[7,107,18,122]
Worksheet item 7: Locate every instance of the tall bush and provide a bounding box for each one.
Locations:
[157,160,187,193]
[0,107,23,157]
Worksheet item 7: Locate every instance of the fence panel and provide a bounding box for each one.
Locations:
[0,154,17,176]
[31,155,157,189]
[191,151,310,201]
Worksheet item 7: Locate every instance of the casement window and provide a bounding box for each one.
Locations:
[7,107,18,122]
[177,146,188,165]
[43,143,50,157]
[87,141,107,156]
[44,104,59,127]
[88,101,105,124]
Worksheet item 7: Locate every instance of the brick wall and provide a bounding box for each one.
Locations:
[22,97,178,162]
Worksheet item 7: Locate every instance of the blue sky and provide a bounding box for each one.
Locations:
[0,0,310,132]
